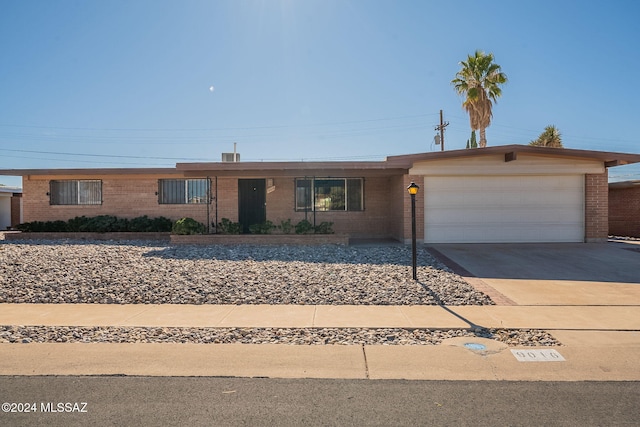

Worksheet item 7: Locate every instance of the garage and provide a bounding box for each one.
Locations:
[424,175,585,243]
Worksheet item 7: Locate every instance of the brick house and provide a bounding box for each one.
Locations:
[2,145,640,243]
[609,180,640,238]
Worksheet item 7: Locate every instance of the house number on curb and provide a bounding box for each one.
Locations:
[510,349,565,362]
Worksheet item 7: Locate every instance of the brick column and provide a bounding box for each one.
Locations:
[402,175,424,244]
[585,171,608,242]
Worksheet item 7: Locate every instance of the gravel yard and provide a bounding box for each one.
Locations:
[0,238,564,347]
[0,240,493,306]
[0,325,559,346]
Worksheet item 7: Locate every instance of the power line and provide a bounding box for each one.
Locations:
[0,113,438,133]
[0,148,213,162]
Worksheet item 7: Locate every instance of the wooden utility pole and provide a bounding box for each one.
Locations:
[435,110,449,152]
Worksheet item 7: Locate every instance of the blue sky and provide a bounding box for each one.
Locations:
[1,0,639,188]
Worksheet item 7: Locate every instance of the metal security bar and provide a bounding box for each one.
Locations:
[158,179,209,204]
[50,180,102,205]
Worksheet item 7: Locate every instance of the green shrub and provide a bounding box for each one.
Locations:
[128,215,156,232]
[86,215,119,232]
[47,220,68,232]
[314,221,334,234]
[249,220,275,234]
[172,217,206,235]
[17,215,174,233]
[294,219,314,235]
[150,216,173,232]
[66,216,90,232]
[217,218,241,235]
[278,219,293,234]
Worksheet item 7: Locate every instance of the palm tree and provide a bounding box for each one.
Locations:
[530,125,563,148]
[452,50,507,147]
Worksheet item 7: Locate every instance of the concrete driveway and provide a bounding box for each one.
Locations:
[428,241,640,306]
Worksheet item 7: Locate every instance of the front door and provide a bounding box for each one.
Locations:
[238,179,266,234]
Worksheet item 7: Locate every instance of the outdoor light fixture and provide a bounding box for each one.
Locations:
[407,182,420,196]
[407,182,420,280]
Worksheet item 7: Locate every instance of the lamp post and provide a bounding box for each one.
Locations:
[407,182,420,280]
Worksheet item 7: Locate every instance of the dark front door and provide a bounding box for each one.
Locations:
[238,179,266,234]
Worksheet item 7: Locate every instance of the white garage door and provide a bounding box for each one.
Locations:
[424,175,584,243]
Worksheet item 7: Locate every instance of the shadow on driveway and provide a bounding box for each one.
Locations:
[428,242,640,284]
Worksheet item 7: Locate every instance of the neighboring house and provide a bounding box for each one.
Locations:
[1,144,640,243]
[609,180,640,238]
[0,186,22,230]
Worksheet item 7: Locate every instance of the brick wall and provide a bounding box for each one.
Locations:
[212,177,238,227]
[23,176,210,225]
[609,184,640,237]
[263,176,396,237]
[388,175,405,241]
[585,172,609,242]
[21,174,403,238]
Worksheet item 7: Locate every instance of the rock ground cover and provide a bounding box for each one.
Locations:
[0,325,560,346]
[0,238,562,346]
[0,240,492,306]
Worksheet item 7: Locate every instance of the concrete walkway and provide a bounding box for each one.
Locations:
[1,241,639,381]
[1,303,639,380]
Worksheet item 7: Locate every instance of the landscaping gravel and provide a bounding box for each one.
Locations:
[0,240,493,306]
[0,238,565,347]
[0,325,560,346]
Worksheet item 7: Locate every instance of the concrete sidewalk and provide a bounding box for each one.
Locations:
[1,303,639,381]
[1,303,640,330]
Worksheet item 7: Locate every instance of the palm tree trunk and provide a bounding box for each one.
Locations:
[479,128,487,147]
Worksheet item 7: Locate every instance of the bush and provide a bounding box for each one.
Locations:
[217,218,241,235]
[86,215,119,233]
[249,221,275,234]
[172,217,206,235]
[66,216,90,232]
[150,216,173,232]
[129,215,170,232]
[314,221,334,234]
[278,219,293,234]
[294,219,314,235]
[16,215,175,233]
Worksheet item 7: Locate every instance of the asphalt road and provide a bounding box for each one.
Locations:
[1,377,638,426]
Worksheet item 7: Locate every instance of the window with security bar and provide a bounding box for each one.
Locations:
[49,180,102,205]
[158,179,209,204]
[295,178,363,211]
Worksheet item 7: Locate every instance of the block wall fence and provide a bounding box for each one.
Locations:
[609,184,640,238]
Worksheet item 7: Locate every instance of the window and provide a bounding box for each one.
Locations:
[158,179,209,204]
[50,180,102,205]
[295,178,363,211]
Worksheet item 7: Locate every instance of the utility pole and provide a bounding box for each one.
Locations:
[434,110,449,152]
